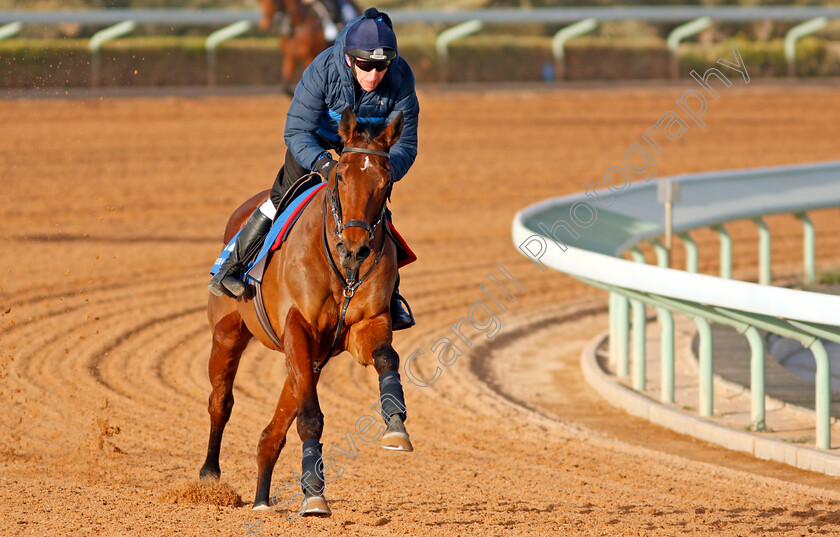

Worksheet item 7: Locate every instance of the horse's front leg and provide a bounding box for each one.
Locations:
[348,314,413,452]
[285,309,331,516]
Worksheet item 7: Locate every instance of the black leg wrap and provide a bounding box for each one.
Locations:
[378,370,407,422]
[300,439,325,497]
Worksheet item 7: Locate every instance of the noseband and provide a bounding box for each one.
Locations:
[326,146,392,239]
[315,144,392,372]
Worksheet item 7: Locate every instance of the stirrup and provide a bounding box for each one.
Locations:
[390,291,415,331]
[220,274,247,298]
[208,260,239,297]
[209,266,247,298]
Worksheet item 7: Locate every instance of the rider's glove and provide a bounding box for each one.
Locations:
[316,156,337,181]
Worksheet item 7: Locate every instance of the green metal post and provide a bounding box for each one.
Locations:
[713,224,732,279]
[652,239,669,268]
[89,20,136,88]
[657,307,675,403]
[810,340,831,449]
[694,316,713,416]
[785,17,828,77]
[551,18,597,81]
[753,217,771,285]
[679,232,698,273]
[743,326,766,431]
[796,212,816,287]
[0,21,22,41]
[628,247,646,390]
[615,294,630,377]
[632,299,647,391]
[609,293,618,368]
[436,20,483,83]
[205,20,253,87]
[667,16,712,80]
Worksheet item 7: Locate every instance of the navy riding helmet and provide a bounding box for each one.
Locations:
[345,7,398,62]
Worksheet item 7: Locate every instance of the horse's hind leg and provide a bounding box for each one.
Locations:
[200,305,252,481]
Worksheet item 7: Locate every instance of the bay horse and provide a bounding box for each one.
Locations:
[259,0,360,94]
[199,108,412,516]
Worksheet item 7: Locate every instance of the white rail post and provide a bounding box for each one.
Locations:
[551,17,597,81]
[89,20,136,88]
[667,17,712,80]
[205,20,252,87]
[0,21,22,41]
[785,17,828,77]
[436,19,483,83]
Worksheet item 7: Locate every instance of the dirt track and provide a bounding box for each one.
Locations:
[3,82,840,536]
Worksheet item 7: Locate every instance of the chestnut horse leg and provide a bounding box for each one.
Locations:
[200,305,253,480]
[280,36,296,96]
[252,376,297,510]
[253,308,329,515]
[350,315,414,452]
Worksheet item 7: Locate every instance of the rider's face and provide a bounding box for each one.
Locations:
[347,55,388,92]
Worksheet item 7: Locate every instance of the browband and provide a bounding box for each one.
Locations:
[343,146,390,159]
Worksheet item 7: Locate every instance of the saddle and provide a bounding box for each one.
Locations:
[211,175,415,286]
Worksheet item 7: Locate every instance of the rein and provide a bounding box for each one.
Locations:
[312,145,392,372]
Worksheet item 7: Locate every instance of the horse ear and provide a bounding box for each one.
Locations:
[377,111,403,149]
[339,107,358,142]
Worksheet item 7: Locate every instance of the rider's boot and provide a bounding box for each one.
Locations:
[390,273,415,330]
[208,209,273,298]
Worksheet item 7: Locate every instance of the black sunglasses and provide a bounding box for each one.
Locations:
[354,58,390,72]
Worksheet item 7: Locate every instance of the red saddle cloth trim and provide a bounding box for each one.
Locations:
[388,220,417,268]
[269,183,327,253]
[267,183,416,269]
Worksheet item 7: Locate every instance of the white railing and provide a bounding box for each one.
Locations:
[512,161,840,449]
[3,7,840,25]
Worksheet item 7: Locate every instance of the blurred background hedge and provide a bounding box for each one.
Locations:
[2,1,840,87]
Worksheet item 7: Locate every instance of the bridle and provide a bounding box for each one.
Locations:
[314,144,393,372]
[325,146,392,239]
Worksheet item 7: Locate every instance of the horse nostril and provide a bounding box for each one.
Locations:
[336,241,348,257]
[356,246,371,261]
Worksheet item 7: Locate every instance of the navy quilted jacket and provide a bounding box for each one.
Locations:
[284,17,419,182]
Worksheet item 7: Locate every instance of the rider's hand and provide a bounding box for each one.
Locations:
[316,156,337,181]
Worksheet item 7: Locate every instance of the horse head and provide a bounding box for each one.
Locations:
[328,107,403,272]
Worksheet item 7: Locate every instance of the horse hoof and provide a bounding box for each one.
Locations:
[381,431,414,452]
[199,466,220,481]
[252,503,272,511]
[302,495,331,517]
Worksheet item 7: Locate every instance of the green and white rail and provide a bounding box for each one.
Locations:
[512,161,840,449]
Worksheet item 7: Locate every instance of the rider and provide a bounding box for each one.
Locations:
[209,7,419,330]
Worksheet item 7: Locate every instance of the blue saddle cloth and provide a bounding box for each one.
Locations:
[209,182,327,284]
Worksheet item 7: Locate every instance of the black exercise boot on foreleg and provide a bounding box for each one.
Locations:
[208,210,273,298]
